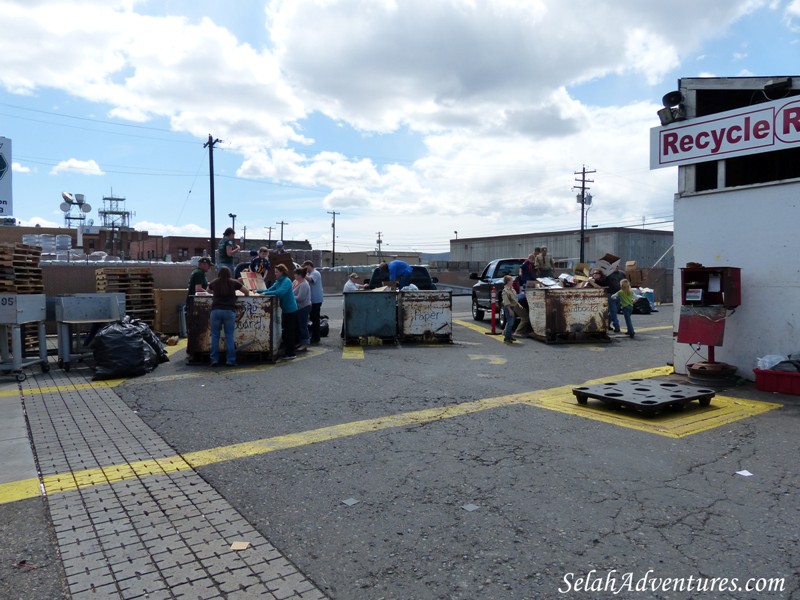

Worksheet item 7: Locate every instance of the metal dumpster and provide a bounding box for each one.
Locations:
[0,294,49,381]
[525,288,609,343]
[52,293,126,370]
[343,291,397,343]
[186,295,281,362]
[398,290,452,343]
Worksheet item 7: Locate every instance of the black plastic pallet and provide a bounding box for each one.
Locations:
[572,379,716,415]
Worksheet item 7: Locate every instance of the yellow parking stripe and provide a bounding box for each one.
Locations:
[454,319,505,340]
[342,346,365,359]
[0,365,781,504]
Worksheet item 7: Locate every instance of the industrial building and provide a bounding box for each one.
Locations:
[449,226,674,269]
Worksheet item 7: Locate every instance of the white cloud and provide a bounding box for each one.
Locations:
[49,159,104,176]
[132,221,209,237]
[0,0,789,248]
[12,161,30,173]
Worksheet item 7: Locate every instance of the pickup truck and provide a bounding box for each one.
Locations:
[363,265,438,290]
[469,258,526,323]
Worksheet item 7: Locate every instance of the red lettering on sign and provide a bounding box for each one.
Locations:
[782,108,800,135]
[754,120,770,139]
[663,132,678,155]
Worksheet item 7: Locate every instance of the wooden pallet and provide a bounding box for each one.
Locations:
[95,267,156,328]
[0,243,45,295]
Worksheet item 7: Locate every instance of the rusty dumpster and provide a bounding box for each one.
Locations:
[186,295,281,363]
[525,288,609,343]
[398,290,452,343]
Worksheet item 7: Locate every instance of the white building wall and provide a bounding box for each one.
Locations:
[672,180,800,378]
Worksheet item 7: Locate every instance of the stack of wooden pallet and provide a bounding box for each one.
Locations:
[0,243,45,353]
[95,267,156,327]
[0,243,44,294]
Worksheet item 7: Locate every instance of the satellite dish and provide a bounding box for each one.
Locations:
[62,191,75,203]
[60,202,71,212]
[81,203,92,213]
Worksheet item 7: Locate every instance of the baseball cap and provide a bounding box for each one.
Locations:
[276,240,284,247]
[349,273,359,278]
[198,257,211,265]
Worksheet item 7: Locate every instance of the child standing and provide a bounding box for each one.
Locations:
[501,275,523,343]
[611,278,637,338]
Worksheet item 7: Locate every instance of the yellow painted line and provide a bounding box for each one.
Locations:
[0,478,42,505]
[636,325,673,333]
[454,319,505,340]
[342,346,365,359]
[526,388,780,438]
[468,354,507,365]
[0,365,781,504]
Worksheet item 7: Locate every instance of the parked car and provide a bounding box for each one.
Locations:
[469,258,526,326]
[363,265,439,290]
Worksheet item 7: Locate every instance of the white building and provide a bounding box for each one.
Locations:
[651,76,800,379]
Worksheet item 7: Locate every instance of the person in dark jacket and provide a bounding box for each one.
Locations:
[207,267,249,366]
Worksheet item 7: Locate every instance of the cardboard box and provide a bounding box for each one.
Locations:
[155,289,188,334]
[596,253,620,276]
[240,272,266,292]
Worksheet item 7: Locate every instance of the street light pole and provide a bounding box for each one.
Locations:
[228,213,236,231]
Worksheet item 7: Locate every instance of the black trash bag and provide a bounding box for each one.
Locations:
[124,316,169,364]
[632,297,652,315]
[319,315,330,338]
[90,317,168,380]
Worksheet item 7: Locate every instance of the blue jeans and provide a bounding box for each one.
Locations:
[210,308,236,364]
[607,294,621,330]
[622,305,634,335]
[296,305,311,346]
[398,272,412,289]
[503,306,516,340]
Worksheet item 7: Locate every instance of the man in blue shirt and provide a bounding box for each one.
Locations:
[379,259,413,289]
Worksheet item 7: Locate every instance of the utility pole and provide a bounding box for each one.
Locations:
[572,166,596,263]
[242,225,247,249]
[328,210,340,267]
[228,213,236,230]
[204,134,221,261]
[264,226,274,248]
[276,220,288,242]
[376,231,383,261]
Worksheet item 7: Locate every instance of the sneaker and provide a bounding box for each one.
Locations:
[628,332,635,338]
[226,362,237,367]
[281,355,297,360]
[614,328,621,333]
[210,362,220,367]
[295,345,308,352]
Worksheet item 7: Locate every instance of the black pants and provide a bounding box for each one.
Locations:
[310,303,322,342]
[282,311,298,356]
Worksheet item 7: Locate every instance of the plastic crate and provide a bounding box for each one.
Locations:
[753,369,800,395]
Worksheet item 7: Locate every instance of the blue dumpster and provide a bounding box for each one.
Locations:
[343,292,397,342]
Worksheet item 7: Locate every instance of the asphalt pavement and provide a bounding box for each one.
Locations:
[1,295,798,599]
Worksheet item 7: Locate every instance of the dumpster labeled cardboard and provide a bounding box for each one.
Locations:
[525,288,609,343]
[187,295,281,361]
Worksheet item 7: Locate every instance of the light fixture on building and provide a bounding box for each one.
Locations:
[657,90,685,126]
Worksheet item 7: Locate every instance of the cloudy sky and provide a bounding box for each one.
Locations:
[2,0,798,254]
